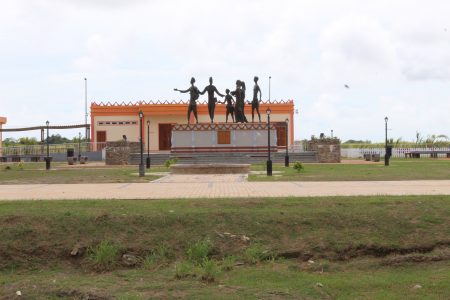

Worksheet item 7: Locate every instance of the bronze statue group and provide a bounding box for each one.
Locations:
[174,76,262,124]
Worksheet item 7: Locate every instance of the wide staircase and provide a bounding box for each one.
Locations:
[130,151,317,165]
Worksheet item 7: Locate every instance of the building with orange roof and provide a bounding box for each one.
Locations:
[90,100,295,151]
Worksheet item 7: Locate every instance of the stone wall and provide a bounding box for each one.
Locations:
[105,141,140,165]
[307,138,341,163]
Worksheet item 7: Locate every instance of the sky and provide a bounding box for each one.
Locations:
[1,0,449,142]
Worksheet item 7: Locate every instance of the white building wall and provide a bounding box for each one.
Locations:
[94,111,293,151]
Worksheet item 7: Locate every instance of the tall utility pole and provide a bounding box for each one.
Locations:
[268,76,272,102]
[84,78,89,142]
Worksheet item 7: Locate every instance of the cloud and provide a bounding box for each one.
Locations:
[319,16,399,85]
[1,0,449,142]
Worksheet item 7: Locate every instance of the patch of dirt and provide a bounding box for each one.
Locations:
[381,247,450,266]
[275,242,450,262]
[334,242,450,260]
[53,289,111,300]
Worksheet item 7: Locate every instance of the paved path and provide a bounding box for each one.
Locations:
[1,175,450,200]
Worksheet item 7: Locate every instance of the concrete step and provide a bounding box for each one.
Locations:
[129,151,317,165]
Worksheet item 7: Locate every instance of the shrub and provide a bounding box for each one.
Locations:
[201,258,219,282]
[4,166,11,170]
[174,261,195,279]
[164,157,179,168]
[221,255,236,271]
[293,161,304,173]
[164,157,178,168]
[187,239,212,265]
[17,161,24,170]
[89,240,119,269]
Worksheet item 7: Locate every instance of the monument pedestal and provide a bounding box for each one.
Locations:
[171,123,277,153]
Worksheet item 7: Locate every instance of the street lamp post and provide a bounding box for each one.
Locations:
[266,107,272,176]
[139,111,145,177]
[45,120,51,170]
[78,132,82,161]
[384,116,389,166]
[146,120,151,169]
[285,118,289,167]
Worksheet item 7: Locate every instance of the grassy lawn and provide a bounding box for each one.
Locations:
[0,162,167,184]
[1,196,449,299]
[249,159,450,181]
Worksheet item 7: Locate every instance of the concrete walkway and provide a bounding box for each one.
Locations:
[1,175,450,200]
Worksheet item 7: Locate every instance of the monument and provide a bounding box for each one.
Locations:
[174,77,201,124]
[252,76,262,122]
[200,77,224,123]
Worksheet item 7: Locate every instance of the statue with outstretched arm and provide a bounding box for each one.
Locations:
[252,76,262,122]
[174,77,200,124]
[200,77,224,123]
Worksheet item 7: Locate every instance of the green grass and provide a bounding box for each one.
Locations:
[0,162,163,184]
[187,239,213,265]
[0,196,449,298]
[249,159,450,181]
[89,240,120,270]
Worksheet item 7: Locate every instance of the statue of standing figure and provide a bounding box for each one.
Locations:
[221,89,235,123]
[174,77,200,124]
[231,80,248,123]
[200,77,224,123]
[252,76,262,122]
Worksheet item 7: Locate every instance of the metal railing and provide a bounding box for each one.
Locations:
[0,142,107,156]
[341,147,450,158]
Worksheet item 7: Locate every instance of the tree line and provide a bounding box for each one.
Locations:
[2,134,86,147]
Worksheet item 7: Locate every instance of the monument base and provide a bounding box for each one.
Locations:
[170,163,250,174]
[171,123,277,153]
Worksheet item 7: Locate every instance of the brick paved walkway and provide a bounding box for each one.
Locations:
[1,175,449,200]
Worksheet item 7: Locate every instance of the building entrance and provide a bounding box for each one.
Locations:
[158,124,172,150]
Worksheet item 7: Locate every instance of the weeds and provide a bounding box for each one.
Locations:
[201,258,219,282]
[174,261,195,279]
[89,240,119,269]
[221,255,236,271]
[244,244,271,264]
[142,244,171,269]
[187,239,212,265]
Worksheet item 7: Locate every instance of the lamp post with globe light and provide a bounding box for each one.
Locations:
[266,107,272,176]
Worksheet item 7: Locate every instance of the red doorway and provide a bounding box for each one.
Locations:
[96,131,106,150]
[158,124,172,150]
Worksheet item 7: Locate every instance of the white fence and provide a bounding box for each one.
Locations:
[341,147,450,158]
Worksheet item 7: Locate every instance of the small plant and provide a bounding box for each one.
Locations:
[142,253,157,269]
[244,244,271,264]
[174,261,195,279]
[155,243,170,259]
[221,255,236,271]
[164,157,179,168]
[4,165,11,170]
[293,161,304,173]
[117,295,141,300]
[201,258,219,282]
[17,161,24,170]
[187,239,212,265]
[89,240,119,269]
[142,243,171,269]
